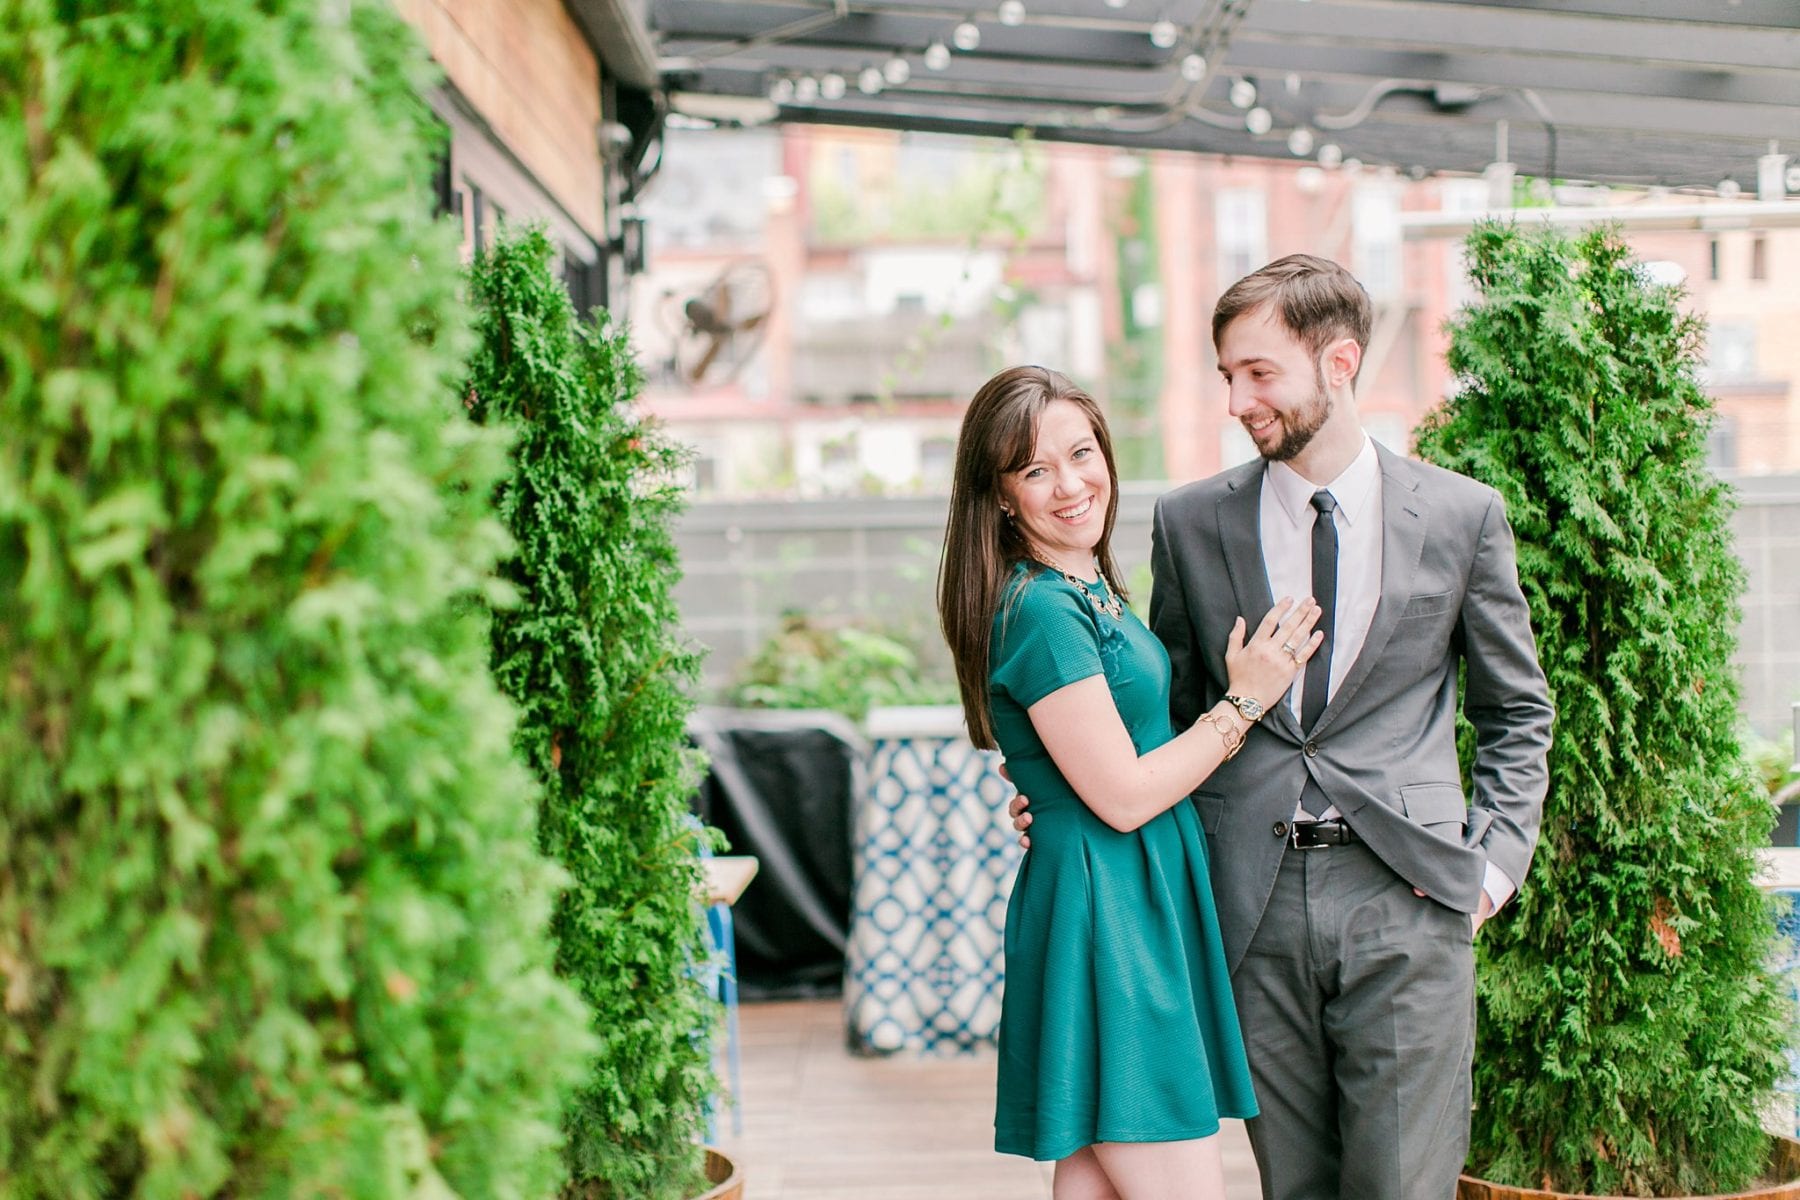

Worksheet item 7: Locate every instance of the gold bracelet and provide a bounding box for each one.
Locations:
[1197,710,1246,761]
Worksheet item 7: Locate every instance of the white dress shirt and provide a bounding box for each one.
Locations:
[1259,437,1512,911]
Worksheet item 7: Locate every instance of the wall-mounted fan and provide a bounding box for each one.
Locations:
[659,261,774,386]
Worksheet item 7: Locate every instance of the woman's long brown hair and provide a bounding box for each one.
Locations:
[938,366,1125,750]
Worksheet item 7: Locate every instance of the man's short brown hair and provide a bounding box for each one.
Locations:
[1212,254,1374,371]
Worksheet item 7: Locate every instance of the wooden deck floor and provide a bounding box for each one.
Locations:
[716,998,1262,1199]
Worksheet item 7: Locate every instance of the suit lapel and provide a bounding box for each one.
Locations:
[1215,467,1303,742]
[1312,445,1428,732]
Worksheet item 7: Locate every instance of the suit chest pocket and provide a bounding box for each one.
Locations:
[1390,590,1457,672]
[1398,590,1454,620]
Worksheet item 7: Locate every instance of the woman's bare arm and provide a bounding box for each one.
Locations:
[1023,599,1321,833]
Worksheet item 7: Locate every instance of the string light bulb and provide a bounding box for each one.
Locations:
[1245,106,1272,135]
[858,66,884,94]
[1229,78,1256,109]
[1317,142,1343,168]
[769,77,795,103]
[1179,53,1205,83]
[953,20,981,50]
[998,0,1025,25]
[884,55,911,85]
[924,40,951,69]
[1287,127,1314,156]
[795,75,819,102]
[1149,18,1178,48]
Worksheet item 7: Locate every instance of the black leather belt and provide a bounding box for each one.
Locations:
[1290,818,1358,850]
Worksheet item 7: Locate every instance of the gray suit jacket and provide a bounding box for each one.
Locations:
[1150,444,1553,973]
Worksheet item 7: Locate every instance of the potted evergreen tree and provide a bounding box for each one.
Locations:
[1415,221,1796,1198]
[465,229,731,1200]
[0,3,593,1195]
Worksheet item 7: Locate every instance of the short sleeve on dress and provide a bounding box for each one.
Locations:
[991,580,1105,709]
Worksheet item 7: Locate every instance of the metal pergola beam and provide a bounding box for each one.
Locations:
[1222,41,1799,111]
[1240,0,1800,73]
[646,0,1800,189]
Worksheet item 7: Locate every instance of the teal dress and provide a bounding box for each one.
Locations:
[990,563,1257,1161]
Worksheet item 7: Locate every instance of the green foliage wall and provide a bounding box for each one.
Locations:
[465,230,716,1200]
[0,4,592,1196]
[1416,223,1788,1195]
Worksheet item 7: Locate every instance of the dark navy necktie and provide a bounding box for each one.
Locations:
[1302,489,1338,730]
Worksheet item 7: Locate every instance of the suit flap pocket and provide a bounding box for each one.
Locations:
[1401,783,1467,827]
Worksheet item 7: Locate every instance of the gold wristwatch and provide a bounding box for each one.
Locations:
[1223,694,1265,723]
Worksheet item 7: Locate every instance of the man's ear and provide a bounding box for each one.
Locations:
[1323,336,1363,390]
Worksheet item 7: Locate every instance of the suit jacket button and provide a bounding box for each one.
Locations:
[1304,740,1319,757]
[1273,821,1289,838]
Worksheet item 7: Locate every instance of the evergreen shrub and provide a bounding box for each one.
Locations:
[1416,222,1789,1195]
[0,4,593,1196]
[465,229,716,1200]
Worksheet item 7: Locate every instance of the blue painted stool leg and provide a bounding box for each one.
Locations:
[700,902,721,1145]
[706,902,745,1136]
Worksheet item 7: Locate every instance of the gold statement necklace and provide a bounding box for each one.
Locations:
[1042,561,1123,621]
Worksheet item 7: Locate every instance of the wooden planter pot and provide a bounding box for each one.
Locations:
[694,1147,744,1200]
[1459,1136,1800,1200]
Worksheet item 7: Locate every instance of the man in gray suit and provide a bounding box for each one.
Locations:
[1013,254,1552,1199]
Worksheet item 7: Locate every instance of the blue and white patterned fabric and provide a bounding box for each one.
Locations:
[1774,887,1800,1136]
[846,706,1021,1054]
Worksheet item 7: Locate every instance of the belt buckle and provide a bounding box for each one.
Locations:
[1289,821,1325,851]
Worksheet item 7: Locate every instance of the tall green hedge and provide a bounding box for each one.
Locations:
[465,230,715,1200]
[0,4,592,1196]
[1416,222,1788,1195]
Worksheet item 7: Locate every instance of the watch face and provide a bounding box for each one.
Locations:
[1234,696,1263,720]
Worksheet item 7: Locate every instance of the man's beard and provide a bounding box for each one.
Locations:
[1256,370,1331,462]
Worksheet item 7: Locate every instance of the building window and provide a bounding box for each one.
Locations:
[692,455,718,493]
[562,249,604,320]
[1751,236,1768,282]
[1352,184,1403,302]
[1706,322,1756,382]
[1438,179,1489,314]
[822,435,857,470]
[1709,238,1721,282]
[1706,415,1738,473]
[1214,189,1268,290]
[468,182,487,254]
[430,117,455,218]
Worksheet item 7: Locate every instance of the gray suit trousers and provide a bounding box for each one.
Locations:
[1233,842,1475,1200]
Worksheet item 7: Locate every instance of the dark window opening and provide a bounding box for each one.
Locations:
[469,185,487,254]
[1706,415,1738,472]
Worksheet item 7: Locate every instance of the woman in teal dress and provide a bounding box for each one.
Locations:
[939,366,1321,1199]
